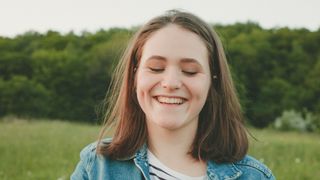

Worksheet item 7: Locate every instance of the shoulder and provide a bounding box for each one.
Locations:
[234,155,275,179]
[207,155,275,180]
[78,138,113,166]
[71,140,107,179]
[71,138,143,179]
[79,138,112,157]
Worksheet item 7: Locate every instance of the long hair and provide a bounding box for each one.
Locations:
[97,10,248,163]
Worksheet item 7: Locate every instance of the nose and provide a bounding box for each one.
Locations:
[161,69,182,90]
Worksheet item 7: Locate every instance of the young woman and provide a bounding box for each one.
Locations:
[71,10,275,180]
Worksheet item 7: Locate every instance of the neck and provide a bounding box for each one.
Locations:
[147,123,197,160]
[146,119,207,176]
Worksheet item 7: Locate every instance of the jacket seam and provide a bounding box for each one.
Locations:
[86,143,96,175]
[235,164,271,178]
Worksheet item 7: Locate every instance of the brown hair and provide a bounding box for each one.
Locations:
[97,10,248,163]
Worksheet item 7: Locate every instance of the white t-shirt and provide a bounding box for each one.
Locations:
[147,149,207,180]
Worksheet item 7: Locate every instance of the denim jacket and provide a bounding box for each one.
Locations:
[71,139,275,180]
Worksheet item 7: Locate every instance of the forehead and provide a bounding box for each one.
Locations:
[140,24,209,67]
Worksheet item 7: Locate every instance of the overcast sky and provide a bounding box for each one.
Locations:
[1,0,319,37]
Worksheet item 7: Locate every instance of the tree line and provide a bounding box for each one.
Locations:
[0,22,319,128]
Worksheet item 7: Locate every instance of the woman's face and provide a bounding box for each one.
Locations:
[136,24,211,131]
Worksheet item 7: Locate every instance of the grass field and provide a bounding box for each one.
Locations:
[0,118,319,180]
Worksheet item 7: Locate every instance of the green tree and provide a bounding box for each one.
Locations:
[0,76,50,117]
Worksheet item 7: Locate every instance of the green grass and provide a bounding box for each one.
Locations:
[248,128,320,179]
[0,118,319,180]
[0,118,100,180]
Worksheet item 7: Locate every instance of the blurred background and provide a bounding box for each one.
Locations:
[0,0,319,179]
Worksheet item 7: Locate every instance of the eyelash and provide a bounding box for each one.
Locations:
[149,68,164,72]
[182,71,197,76]
[149,68,197,76]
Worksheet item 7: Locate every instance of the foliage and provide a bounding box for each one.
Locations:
[0,76,50,117]
[217,24,320,127]
[274,110,309,132]
[274,109,320,132]
[0,23,319,127]
[305,111,320,133]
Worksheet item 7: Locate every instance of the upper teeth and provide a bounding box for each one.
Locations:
[157,96,184,104]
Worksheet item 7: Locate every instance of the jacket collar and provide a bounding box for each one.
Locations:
[115,143,148,161]
[134,143,148,160]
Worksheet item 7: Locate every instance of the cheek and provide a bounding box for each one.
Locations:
[189,78,211,102]
[136,72,158,101]
[136,73,149,94]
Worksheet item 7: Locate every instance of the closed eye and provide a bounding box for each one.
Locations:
[182,71,197,76]
[149,67,164,73]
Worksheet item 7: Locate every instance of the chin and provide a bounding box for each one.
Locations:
[153,118,185,130]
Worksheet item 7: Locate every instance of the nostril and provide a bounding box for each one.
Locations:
[161,81,182,90]
[160,73,183,90]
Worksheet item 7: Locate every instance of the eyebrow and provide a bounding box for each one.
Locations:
[146,55,202,66]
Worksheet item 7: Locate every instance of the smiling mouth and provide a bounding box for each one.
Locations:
[155,96,186,105]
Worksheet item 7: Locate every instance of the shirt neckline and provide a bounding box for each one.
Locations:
[147,149,207,180]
